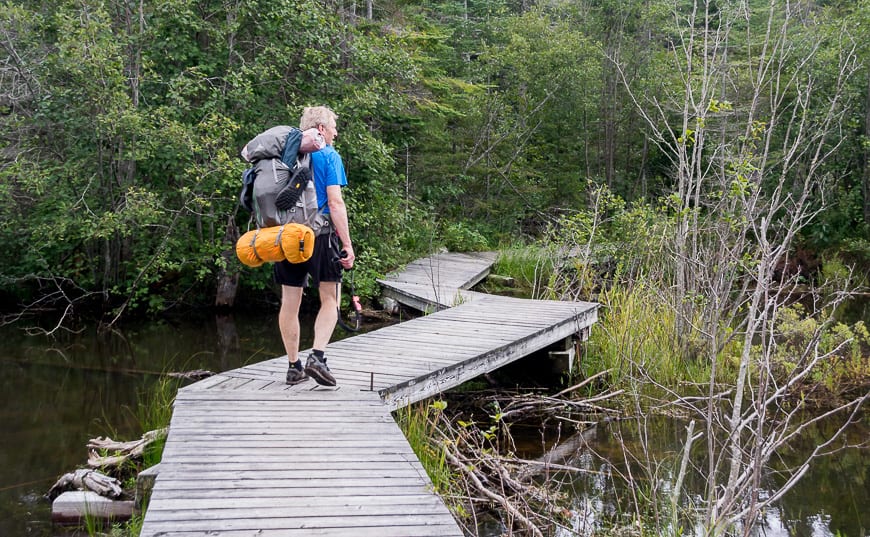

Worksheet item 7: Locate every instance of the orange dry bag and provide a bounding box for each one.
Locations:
[235,224,315,267]
[279,223,316,263]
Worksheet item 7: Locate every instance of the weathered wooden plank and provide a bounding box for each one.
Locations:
[150,468,428,481]
[146,493,445,510]
[140,526,462,537]
[155,461,427,472]
[157,453,420,464]
[172,391,386,403]
[330,340,486,359]
[160,439,415,449]
[355,327,512,346]
[379,284,479,311]
[328,345,477,362]
[330,353,458,370]
[142,514,460,532]
[160,448,418,458]
[169,402,389,413]
[146,485,438,499]
[167,406,391,417]
[179,373,234,392]
[144,503,452,521]
[167,412,395,422]
[164,422,403,433]
[150,477,431,491]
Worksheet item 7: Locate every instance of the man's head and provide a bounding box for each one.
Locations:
[300,106,338,145]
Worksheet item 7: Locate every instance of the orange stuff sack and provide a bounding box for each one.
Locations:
[235,224,315,267]
[279,223,315,264]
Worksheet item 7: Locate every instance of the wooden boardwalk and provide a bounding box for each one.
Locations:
[140,252,598,536]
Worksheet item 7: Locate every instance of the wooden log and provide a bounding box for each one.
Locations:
[47,468,123,500]
[52,491,134,525]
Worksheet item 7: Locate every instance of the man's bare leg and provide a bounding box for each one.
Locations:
[279,285,307,384]
[312,281,339,350]
[303,281,339,386]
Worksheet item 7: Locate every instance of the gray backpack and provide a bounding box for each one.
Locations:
[240,126,330,234]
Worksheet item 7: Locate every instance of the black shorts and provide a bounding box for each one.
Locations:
[274,232,342,287]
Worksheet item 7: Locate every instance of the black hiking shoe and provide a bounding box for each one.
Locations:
[304,353,336,387]
[286,362,308,385]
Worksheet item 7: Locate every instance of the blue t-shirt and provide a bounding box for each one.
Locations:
[309,145,347,214]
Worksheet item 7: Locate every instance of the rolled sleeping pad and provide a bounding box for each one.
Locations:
[235,224,315,267]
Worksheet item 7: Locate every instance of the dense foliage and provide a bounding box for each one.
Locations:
[1,0,868,325]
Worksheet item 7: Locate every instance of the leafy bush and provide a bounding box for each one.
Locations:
[770,304,870,402]
[440,221,490,252]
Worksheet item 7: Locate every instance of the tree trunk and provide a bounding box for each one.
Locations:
[215,217,240,308]
[863,71,870,224]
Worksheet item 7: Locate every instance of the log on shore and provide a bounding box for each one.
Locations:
[52,491,134,525]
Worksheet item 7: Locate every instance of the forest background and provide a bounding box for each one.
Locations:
[1,0,868,326]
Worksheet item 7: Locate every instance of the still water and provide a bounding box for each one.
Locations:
[544,416,868,537]
[0,312,300,536]
[1,314,867,536]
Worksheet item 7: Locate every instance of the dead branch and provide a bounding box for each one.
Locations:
[87,428,167,469]
[442,443,546,537]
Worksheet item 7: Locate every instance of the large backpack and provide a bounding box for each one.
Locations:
[239,126,329,233]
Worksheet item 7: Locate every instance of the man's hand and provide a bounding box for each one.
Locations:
[339,245,355,270]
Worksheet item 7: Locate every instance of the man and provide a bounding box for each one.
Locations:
[275,106,355,386]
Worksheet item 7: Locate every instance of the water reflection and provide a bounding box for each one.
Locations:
[551,417,868,537]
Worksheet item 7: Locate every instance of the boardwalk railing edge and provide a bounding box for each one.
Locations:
[378,302,599,410]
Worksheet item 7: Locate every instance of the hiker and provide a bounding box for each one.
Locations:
[276,106,355,386]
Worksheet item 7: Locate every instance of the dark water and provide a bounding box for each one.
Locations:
[538,416,869,537]
[0,312,302,536]
[1,314,867,536]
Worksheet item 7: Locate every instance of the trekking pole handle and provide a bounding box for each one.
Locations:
[339,249,353,270]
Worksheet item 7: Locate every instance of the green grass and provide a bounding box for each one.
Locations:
[493,246,557,299]
[136,375,178,468]
[395,401,452,492]
[582,282,719,400]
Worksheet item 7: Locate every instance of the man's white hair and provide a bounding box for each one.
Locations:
[300,106,338,130]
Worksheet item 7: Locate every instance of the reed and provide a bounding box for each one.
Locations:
[493,246,556,299]
[583,282,715,398]
[135,375,178,468]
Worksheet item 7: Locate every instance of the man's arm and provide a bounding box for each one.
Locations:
[326,184,354,269]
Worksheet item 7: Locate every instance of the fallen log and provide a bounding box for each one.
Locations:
[87,428,167,469]
[47,469,123,501]
[515,425,599,482]
[166,369,215,380]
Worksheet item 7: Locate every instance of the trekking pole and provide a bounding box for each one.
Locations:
[336,250,362,333]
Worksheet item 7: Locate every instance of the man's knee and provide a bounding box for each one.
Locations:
[318,282,339,307]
